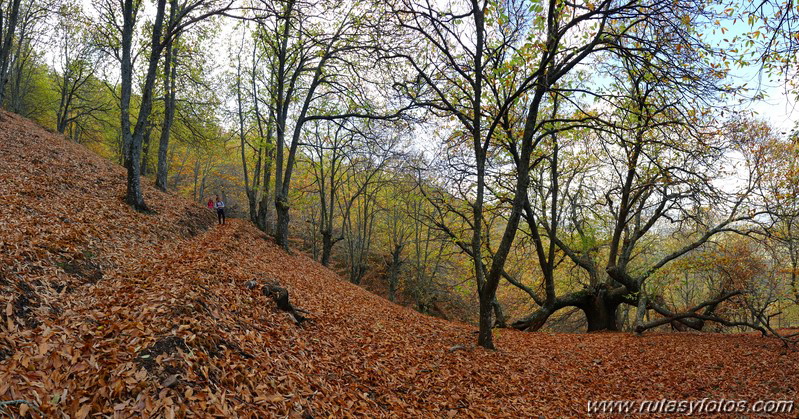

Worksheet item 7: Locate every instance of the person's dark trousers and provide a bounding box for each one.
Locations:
[217,208,225,224]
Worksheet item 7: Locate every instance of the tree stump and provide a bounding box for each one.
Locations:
[261,281,307,325]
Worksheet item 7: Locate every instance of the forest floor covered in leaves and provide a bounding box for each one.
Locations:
[1,110,798,417]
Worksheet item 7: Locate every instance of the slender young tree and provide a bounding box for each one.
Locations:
[155,0,180,191]
[52,3,106,136]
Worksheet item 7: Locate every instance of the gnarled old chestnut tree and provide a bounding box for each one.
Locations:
[388,0,745,347]
[508,17,764,332]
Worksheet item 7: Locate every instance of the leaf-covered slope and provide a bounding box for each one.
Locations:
[1,110,798,417]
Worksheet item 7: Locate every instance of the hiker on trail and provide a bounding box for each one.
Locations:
[215,195,226,225]
[207,199,214,210]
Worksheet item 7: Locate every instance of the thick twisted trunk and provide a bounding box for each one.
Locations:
[583,292,620,331]
[512,287,623,332]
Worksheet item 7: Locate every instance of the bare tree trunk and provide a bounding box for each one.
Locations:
[275,196,290,248]
[55,60,71,133]
[8,30,28,113]
[236,39,259,223]
[477,293,493,347]
[119,0,135,180]
[155,0,178,192]
[386,243,403,302]
[634,294,648,335]
[0,0,22,106]
[583,296,620,332]
[192,156,200,202]
[492,298,506,328]
[198,169,207,203]
[321,230,335,267]
[122,0,167,210]
[141,122,152,176]
[252,62,272,232]
[789,233,799,302]
[257,162,272,232]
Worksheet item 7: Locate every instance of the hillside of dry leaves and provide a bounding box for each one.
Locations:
[1,110,798,417]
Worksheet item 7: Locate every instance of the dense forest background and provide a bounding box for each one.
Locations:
[3,0,799,349]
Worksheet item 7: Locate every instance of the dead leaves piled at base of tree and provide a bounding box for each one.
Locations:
[1,110,798,417]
